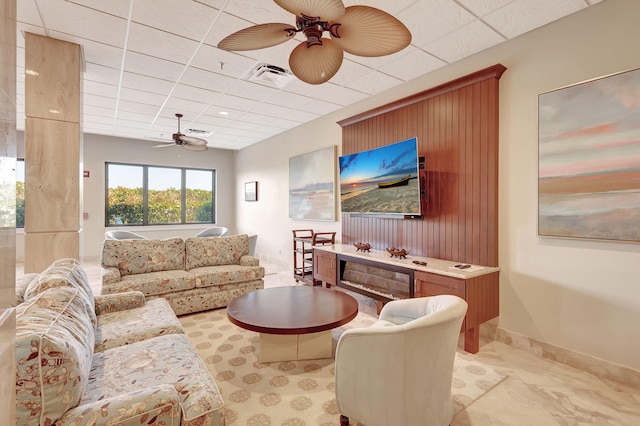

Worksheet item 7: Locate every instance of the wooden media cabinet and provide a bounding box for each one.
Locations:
[313,244,500,354]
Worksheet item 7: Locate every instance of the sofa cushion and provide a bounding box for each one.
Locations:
[14,273,38,306]
[85,334,224,424]
[95,298,185,352]
[15,286,95,426]
[191,264,265,287]
[185,234,250,270]
[24,258,97,328]
[102,269,195,297]
[101,237,185,276]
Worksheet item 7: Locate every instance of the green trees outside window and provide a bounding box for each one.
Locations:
[106,163,215,226]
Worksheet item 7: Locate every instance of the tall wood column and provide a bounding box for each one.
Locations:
[24,33,82,273]
[0,0,17,421]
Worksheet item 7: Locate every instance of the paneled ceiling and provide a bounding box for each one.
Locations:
[16,0,604,150]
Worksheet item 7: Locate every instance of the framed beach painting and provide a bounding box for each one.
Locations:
[289,146,336,221]
[538,67,640,243]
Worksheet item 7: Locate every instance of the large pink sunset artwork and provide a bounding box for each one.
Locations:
[538,67,640,242]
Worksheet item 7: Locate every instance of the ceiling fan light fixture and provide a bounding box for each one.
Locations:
[289,38,343,84]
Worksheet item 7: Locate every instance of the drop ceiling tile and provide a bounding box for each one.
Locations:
[172,84,220,104]
[182,67,237,93]
[424,20,505,63]
[377,47,447,82]
[17,0,42,26]
[210,94,261,112]
[83,94,117,109]
[127,23,199,64]
[237,112,282,126]
[124,52,185,81]
[36,0,127,46]
[67,37,124,69]
[226,80,280,102]
[84,113,115,125]
[163,97,210,115]
[119,88,167,106]
[219,0,293,24]
[113,110,157,124]
[330,60,376,87]
[455,0,516,17]
[84,81,117,98]
[258,103,318,122]
[399,0,476,48]
[117,100,162,116]
[85,105,114,118]
[66,0,131,18]
[344,70,404,96]
[131,0,219,41]
[121,73,174,95]
[483,0,586,39]
[265,91,315,110]
[286,81,367,106]
[223,120,262,132]
[192,114,232,128]
[296,99,342,116]
[190,44,258,78]
[85,63,121,86]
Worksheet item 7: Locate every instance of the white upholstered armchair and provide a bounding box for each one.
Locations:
[335,295,468,426]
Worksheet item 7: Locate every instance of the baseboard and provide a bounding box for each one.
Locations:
[496,327,640,389]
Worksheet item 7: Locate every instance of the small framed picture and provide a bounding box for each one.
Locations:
[245,181,257,202]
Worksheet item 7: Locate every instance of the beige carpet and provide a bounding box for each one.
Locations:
[180,308,508,426]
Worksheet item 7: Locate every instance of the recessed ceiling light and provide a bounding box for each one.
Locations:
[219,111,229,116]
[48,109,60,114]
[26,69,39,76]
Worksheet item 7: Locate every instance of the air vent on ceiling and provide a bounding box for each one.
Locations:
[245,62,296,89]
[185,128,213,137]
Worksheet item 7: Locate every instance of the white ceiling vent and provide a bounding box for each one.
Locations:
[245,63,296,89]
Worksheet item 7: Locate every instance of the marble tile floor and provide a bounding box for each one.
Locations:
[16,260,640,425]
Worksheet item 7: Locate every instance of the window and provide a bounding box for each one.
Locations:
[16,158,25,228]
[106,162,215,226]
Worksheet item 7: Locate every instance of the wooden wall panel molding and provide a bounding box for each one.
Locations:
[338,64,506,128]
[339,65,504,267]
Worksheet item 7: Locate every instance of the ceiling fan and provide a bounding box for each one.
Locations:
[153,113,208,152]
[217,0,411,85]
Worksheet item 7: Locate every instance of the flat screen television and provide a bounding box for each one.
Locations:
[339,137,422,216]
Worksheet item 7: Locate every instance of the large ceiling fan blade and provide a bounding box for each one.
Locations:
[289,38,343,84]
[153,142,177,148]
[178,135,208,146]
[217,23,297,51]
[275,0,345,21]
[329,6,411,57]
[182,143,208,152]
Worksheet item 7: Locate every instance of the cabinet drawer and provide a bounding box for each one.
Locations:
[415,271,465,298]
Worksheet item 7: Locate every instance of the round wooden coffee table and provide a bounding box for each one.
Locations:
[227,286,359,362]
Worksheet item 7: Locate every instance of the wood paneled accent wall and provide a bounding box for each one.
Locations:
[338,64,506,267]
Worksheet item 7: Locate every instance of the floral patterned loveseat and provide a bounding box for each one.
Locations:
[101,233,265,315]
[15,258,225,426]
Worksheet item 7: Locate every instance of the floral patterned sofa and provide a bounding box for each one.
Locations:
[15,258,225,426]
[101,233,265,315]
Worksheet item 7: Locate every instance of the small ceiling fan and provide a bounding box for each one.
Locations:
[217,0,411,85]
[153,113,208,152]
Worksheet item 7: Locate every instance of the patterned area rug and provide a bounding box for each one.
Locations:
[180,308,507,425]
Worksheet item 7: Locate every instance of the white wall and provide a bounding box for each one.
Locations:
[17,132,237,260]
[236,0,640,371]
